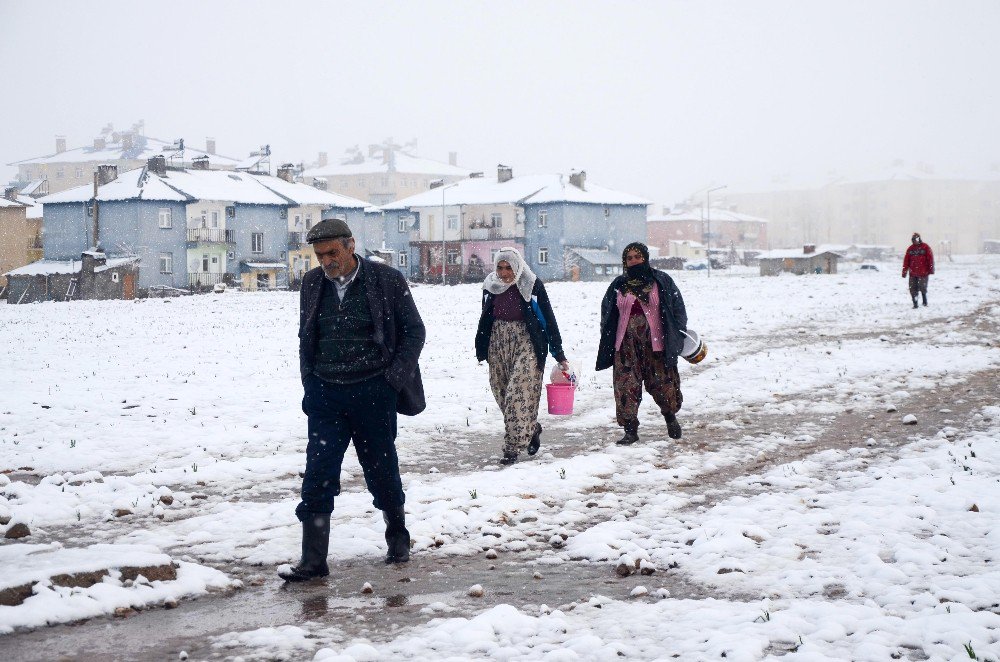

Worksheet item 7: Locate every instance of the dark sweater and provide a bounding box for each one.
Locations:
[312,274,389,384]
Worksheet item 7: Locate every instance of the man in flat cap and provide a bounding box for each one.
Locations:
[279,218,426,582]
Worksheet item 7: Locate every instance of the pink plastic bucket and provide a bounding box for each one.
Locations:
[546,384,576,415]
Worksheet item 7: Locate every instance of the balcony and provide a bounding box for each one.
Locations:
[468,227,513,241]
[187,228,235,244]
[188,272,228,288]
[288,231,308,248]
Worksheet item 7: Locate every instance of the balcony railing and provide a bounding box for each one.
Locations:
[187,228,235,243]
[288,231,308,247]
[188,272,227,287]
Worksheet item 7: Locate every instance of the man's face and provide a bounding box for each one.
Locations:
[314,238,356,279]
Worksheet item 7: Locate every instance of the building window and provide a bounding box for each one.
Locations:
[211,211,219,228]
[398,217,407,233]
[538,210,548,228]
[56,167,65,179]
[595,266,604,275]
[158,208,172,228]
[447,249,460,265]
[490,248,499,264]
[294,214,302,228]
[604,207,610,218]
[304,257,311,271]
[226,205,235,219]
[280,208,288,219]
[359,178,366,188]
[447,214,458,230]
[75,167,84,178]
[159,252,173,273]
[490,212,502,227]
[398,252,408,267]
[111,272,120,283]
[538,247,549,264]
[251,232,263,253]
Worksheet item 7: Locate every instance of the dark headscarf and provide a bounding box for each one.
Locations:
[619,242,655,303]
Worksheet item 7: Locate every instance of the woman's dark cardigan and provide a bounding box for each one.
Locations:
[475,279,566,370]
[595,270,687,371]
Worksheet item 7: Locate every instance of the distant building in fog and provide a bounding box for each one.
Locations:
[302,139,472,206]
[647,206,769,258]
[724,161,1000,255]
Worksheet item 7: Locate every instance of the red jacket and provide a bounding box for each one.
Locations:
[902,242,934,277]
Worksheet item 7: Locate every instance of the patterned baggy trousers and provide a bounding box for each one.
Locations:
[488,320,543,456]
[613,313,682,428]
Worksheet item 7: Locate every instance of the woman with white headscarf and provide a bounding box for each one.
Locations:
[475,247,569,465]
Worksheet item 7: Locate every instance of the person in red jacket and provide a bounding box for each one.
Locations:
[902,232,934,308]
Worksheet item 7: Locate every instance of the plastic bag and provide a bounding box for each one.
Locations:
[549,360,578,386]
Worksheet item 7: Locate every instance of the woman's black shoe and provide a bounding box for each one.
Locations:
[665,413,682,440]
[499,452,519,465]
[527,423,542,455]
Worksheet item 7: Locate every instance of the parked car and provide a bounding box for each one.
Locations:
[858,264,879,272]
[684,261,708,271]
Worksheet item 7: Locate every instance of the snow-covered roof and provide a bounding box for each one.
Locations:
[649,208,770,224]
[567,247,622,266]
[243,173,367,209]
[670,239,705,248]
[9,136,241,169]
[19,179,47,196]
[243,262,288,269]
[0,197,25,209]
[382,173,650,210]
[16,195,43,219]
[757,248,843,259]
[5,256,137,277]
[38,167,370,208]
[303,151,472,178]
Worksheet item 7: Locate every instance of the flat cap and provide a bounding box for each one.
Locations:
[306,218,353,243]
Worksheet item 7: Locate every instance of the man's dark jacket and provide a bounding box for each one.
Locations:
[595,270,687,371]
[475,279,566,370]
[299,258,426,415]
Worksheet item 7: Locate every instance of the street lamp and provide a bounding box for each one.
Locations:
[705,185,727,277]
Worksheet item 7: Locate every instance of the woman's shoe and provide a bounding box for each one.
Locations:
[527,423,542,456]
[499,452,519,465]
[616,421,639,445]
[665,413,682,440]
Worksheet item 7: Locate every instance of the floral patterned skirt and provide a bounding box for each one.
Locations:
[613,313,682,428]
[488,320,543,455]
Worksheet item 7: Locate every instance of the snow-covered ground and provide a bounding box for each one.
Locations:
[1,258,999,660]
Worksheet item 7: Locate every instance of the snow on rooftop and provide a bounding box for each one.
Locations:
[649,208,770,224]
[757,247,843,259]
[16,195,43,219]
[382,173,649,210]
[37,168,369,208]
[8,136,240,168]
[303,151,472,178]
[5,256,137,277]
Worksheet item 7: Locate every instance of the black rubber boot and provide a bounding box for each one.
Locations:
[383,506,411,564]
[665,412,682,440]
[527,422,542,456]
[912,298,919,309]
[499,451,519,466]
[616,421,639,445]
[922,293,928,306]
[278,513,330,582]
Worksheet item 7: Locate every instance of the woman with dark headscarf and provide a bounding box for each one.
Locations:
[595,242,687,445]
[476,247,569,465]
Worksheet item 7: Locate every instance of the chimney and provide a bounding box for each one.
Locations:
[56,136,67,153]
[94,137,106,151]
[449,152,458,166]
[277,163,296,183]
[147,155,167,176]
[369,144,379,157]
[192,155,210,170]
[3,186,18,202]
[497,164,513,183]
[803,244,816,254]
[122,133,133,151]
[97,164,118,185]
[312,179,328,191]
[206,137,216,155]
[569,170,587,190]
[318,151,328,167]
[429,179,444,189]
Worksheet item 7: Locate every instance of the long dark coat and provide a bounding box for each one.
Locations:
[595,270,687,371]
[299,258,426,416]
[475,279,566,370]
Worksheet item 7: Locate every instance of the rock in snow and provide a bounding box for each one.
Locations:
[902,414,918,425]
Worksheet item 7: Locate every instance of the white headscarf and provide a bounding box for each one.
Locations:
[482,247,537,302]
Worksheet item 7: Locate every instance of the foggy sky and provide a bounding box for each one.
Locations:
[2,0,998,206]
